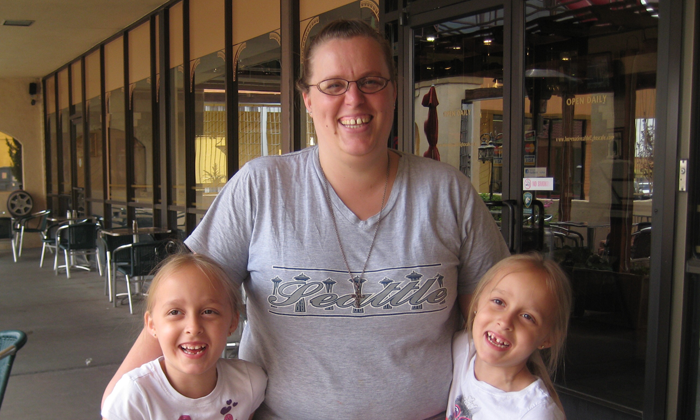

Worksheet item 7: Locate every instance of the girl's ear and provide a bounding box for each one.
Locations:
[228,312,240,336]
[145,311,156,337]
[539,339,552,349]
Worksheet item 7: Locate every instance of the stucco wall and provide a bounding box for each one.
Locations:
[0,78,45,249]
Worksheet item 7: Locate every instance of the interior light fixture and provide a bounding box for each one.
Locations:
[426,36,436,42]
[3,20,34,27]
[483,37,493,46]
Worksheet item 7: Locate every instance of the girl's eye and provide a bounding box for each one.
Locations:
[167,309,182,316]
[202,309,218,315]
[521,313,536,323]
[491,298,504,306]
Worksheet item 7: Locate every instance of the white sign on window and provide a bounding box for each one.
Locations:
[523,177,554,191]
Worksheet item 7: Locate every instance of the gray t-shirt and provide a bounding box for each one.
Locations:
[186,146,509,419]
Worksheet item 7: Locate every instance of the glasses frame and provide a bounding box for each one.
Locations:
[309,76,391,96]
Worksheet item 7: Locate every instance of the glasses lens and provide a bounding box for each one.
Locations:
[318,79,349,96]
[357,77,388,93]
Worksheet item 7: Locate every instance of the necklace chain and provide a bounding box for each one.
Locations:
[321,155,390,309]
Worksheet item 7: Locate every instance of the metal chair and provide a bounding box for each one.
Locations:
[0,218,17,262]
[12,209,50,257]
[0,330,27,409]
[39,222,65,268]
[113,240,171,314]
[55,222,103,278]
[99,233,133,303]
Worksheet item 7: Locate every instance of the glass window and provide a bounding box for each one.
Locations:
[72,61,85,203]
[191,0,226,210]
[105,37,126,202]
[169,1,186,209]
[231,0,282,171]
[524,0,659,410]
[46,77,58,196]
[236,33,282,167]
[85,50,104,205]
[412,9,505,203]
[58,69,72,196]
[129,21,154,205]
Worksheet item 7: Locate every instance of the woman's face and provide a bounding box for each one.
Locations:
[302,36,396,163]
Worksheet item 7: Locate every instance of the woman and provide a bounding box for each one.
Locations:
[104,19,509,419]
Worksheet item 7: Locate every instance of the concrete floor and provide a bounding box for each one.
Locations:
[0,247,144,419]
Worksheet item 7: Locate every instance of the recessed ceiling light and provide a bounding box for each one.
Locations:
[3,20,35,27]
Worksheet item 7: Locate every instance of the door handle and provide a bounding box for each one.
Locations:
[485,200,516,253]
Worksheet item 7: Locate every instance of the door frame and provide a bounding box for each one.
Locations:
[389,0,683,418]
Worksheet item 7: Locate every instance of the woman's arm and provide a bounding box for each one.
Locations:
[101,327,162,407]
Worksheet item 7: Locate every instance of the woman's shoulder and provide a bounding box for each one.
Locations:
[240,147,315,173]
[398,150,465,175]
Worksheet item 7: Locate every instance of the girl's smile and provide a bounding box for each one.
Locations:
[145,264,238,399]
[471,269,556,391]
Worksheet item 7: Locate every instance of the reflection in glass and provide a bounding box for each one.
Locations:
[169,67,186,207]
[236,32,282,167]
[75,102,85,192]
[413,9,505,201]
[107,89,127,201]
[88,97,104,202]
[48,113,58,195]
[193,51,227,210]
[131,79,154,204]
[60,108,72,194]
[524,0,658,411]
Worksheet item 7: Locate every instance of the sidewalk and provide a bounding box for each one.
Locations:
[0,247,144,419]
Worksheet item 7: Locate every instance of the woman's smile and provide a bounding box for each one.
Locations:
[302,36,396,160]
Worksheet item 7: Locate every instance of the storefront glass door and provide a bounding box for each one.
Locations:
[410,0,659,417]
[523,1,658,414]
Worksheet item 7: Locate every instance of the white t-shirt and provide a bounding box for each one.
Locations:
[102,357,267,420]
[447,330,565,420]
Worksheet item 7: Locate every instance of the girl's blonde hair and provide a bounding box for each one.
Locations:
[467,252,572,411]
[146,250,241,318]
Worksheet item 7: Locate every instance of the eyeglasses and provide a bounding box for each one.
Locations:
[309,76,391,96]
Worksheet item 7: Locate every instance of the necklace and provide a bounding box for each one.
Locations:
[321,155,391,309]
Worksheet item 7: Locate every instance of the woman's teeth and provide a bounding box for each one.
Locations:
[340,116,370,128]
[180,344,207,355]
[486,332,510,348]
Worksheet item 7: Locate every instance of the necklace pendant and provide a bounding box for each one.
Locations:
[350,276,366,308]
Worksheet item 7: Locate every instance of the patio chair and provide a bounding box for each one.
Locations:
[12,209,50,257]
[113,239,171,314]
[99,233,133,302]
[55,221,103,278]
[0,330,27,409]
[0,218,17,263]
[39,222,65,268]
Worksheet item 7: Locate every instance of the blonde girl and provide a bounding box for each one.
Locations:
[447,252,571,420]
[102,252,266,420]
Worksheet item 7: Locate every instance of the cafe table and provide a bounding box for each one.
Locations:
[100,226,171,307]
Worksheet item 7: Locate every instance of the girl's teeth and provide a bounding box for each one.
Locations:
[486,332,510,348]
[180,344,207,354]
